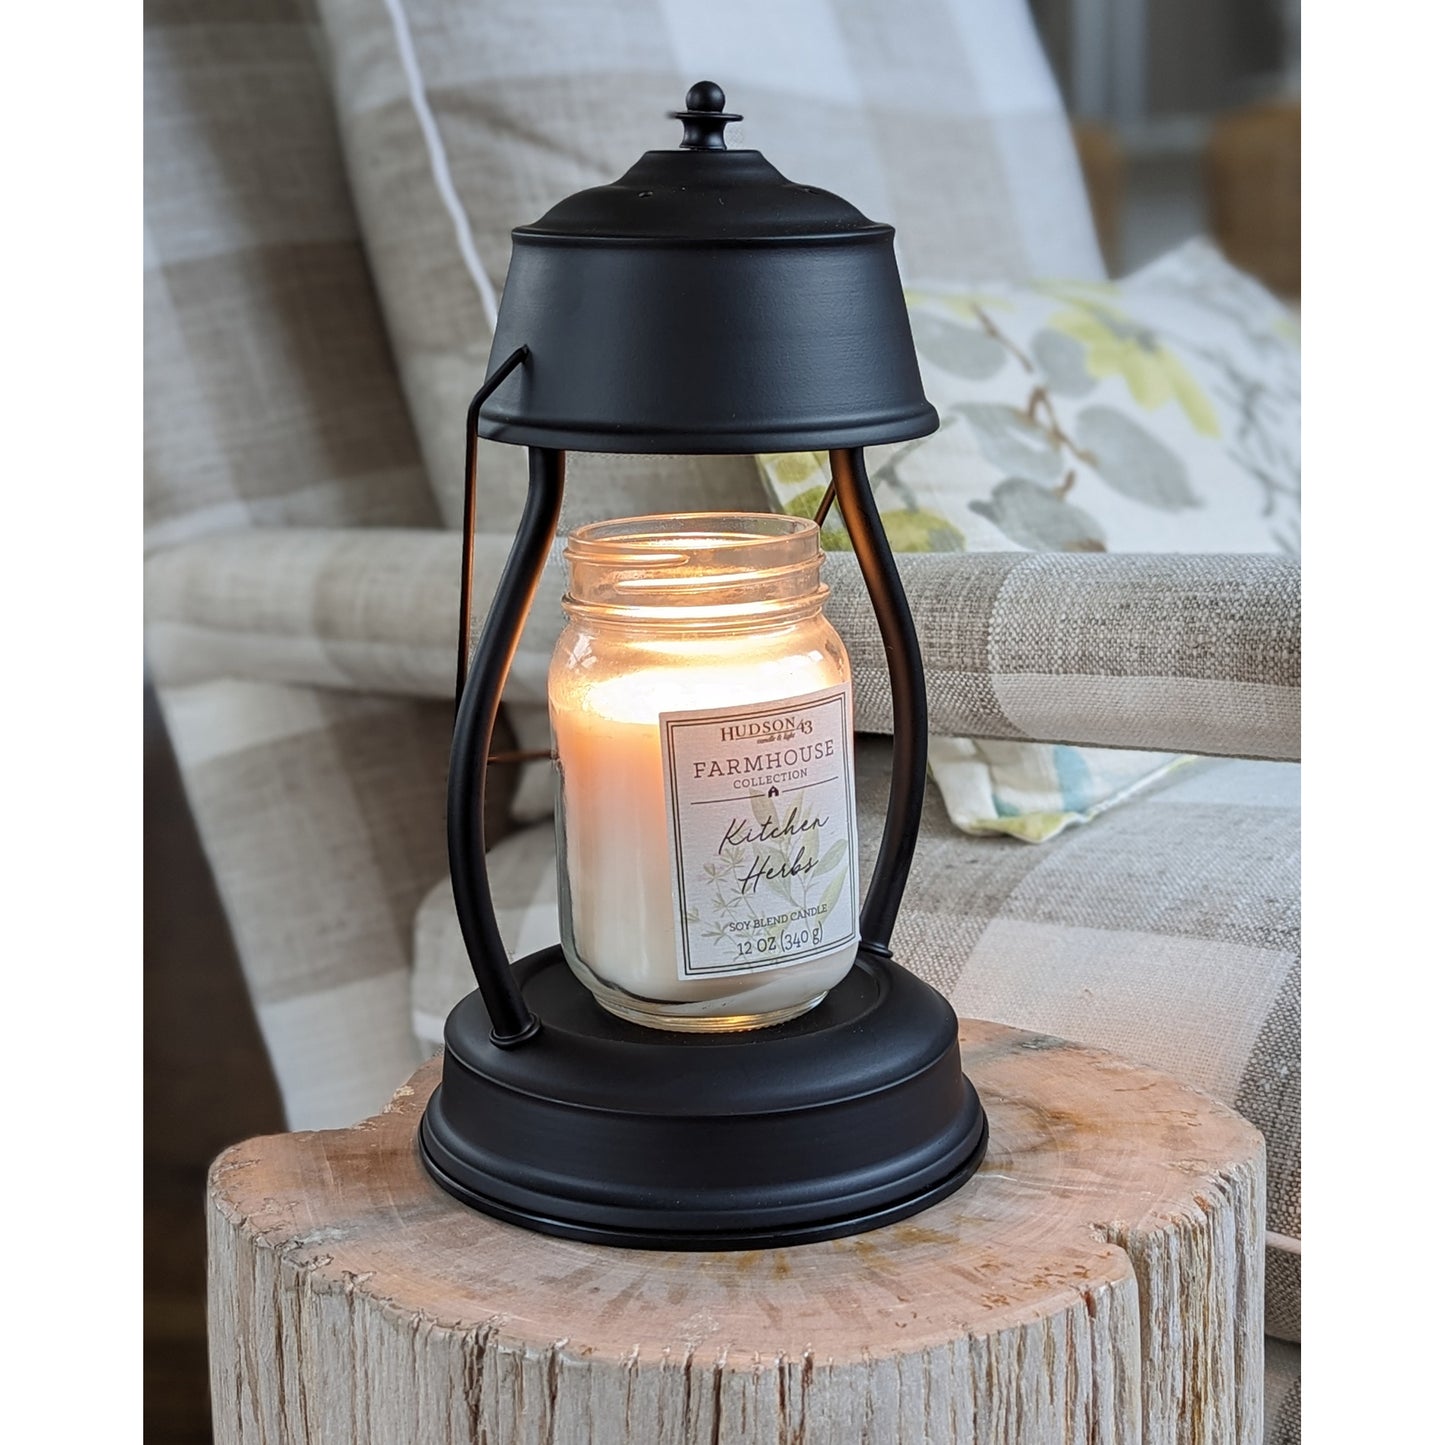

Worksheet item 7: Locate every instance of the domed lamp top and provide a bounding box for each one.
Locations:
[476,83,939,454]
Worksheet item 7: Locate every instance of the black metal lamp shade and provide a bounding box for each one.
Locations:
[476,83,937,454]
[420,84,986,1249]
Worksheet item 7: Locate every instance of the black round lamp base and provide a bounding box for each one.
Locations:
[419,946,987,1250]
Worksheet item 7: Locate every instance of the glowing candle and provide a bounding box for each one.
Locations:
[549,515,859,1031]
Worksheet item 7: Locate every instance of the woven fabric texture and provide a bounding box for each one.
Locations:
[147,531,1300,762]
[838,551,1301,759]
[156,679,449,1126]
[412,744,1301,1342]
[144,0,436,551]
[144,0,448,1132]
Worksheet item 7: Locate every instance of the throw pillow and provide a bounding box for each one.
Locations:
[758,239,1300,840]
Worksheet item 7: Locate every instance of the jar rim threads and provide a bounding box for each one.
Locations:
[563,512,827,627]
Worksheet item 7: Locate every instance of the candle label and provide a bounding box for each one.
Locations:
[659,684,859,981]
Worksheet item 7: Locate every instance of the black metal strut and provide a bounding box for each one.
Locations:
[828,447,928,954]
[456,347,529,711]
[448,424,563,1046]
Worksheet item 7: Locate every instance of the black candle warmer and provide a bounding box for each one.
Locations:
[419,84,987,1248]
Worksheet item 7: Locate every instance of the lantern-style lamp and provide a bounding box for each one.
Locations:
[421,84,987,1248]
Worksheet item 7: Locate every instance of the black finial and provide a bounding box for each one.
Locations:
[686,81,726,113]
[670,81,741,151]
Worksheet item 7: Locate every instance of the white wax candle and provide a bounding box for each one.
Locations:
[552,642,857,1011]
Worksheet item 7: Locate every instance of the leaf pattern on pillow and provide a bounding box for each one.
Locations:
[911,312,1008,380]
[1076,406,1199,511]
[903,288,1016,318]
[1046,296,1220,437]
[764,244,1296,562]
[959,403,1063,483]
[775,479,966,553]
[767,451,828,486]
[1031,328,1096,397]
[872,508,969,552]
[969,478,1107,552]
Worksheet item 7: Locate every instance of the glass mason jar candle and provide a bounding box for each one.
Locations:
[549,513,860,1032]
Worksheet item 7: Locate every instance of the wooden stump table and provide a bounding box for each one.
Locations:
[207,1020,1264,1444]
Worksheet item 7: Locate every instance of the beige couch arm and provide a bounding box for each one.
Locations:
[145,528,520,1131]
[145,529,464,698]
[146,531,1300,762]
[832,551,1301,762]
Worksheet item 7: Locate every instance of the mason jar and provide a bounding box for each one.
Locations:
[548,512,860,1032]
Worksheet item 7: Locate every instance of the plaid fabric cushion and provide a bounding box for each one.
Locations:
[157,678,454,1127]
[144,0,436,550]
[411,742,1300,1343]
[836,551,1301,760]
[146,531,1299,764]
[145,0,449,1132]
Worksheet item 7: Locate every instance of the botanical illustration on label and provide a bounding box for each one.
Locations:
[659,684,859,981]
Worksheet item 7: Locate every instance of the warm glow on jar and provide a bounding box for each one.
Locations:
[549,513,859,1031]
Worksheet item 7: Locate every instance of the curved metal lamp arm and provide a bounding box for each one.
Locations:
[449,413,563,1046]
[457,347,530,710]
[828,447,927,954]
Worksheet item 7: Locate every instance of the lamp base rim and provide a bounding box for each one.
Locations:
[418,1111,988,1251]
[417,946,988,1250]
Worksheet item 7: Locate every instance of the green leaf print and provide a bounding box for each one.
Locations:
[1076,406,1200,511]
[876,508,968,553]
[911,312,1009,379]
[765,452,828,487]
[1031,328,1096,397]
[959,403,1064,485]
[969,478,1107,552]
[1047,300,1220,437]
[779,485,827,520]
